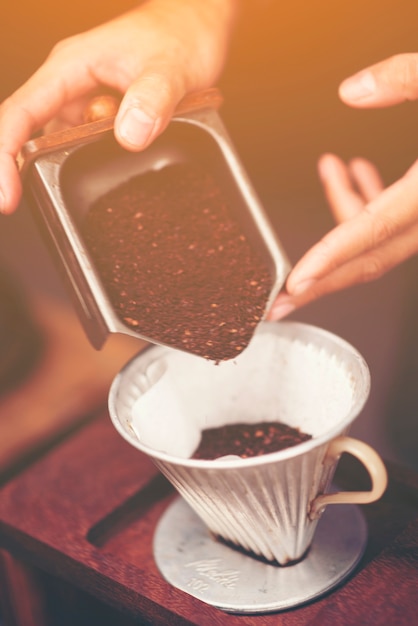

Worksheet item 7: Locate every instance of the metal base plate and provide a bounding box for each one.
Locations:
[153,497,368,614]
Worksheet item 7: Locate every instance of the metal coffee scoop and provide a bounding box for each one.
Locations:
[19,89,291,351]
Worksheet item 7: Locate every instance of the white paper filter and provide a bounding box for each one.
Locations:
[131,330,355,456]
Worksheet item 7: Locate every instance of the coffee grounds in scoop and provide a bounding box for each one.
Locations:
[81,162,273,362]
[192,421,312,460]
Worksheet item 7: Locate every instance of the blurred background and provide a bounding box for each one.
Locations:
[219,0,418,470]
[1,0,418,469]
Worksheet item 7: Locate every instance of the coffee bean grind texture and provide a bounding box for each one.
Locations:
[82,162,273,361]
[192,421,312,460]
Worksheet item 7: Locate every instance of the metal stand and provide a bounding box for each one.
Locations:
[153,497,367,614]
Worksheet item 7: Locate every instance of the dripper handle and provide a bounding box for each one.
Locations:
[309,436,388,520]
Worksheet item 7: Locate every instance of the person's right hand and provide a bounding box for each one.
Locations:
[0,0,238,214]
[269,53,418,320]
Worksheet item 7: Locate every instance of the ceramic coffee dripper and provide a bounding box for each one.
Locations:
[108,321,387,565]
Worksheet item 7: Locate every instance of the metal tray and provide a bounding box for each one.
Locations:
[19,89,291,351]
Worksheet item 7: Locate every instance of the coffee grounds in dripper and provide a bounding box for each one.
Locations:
[192,421,312,460]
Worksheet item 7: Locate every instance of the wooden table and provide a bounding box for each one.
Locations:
[0,408,417,626]
[0,292,144,624]
[0,295,143,484]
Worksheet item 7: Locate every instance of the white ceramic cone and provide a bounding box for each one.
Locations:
[109,321,373,564]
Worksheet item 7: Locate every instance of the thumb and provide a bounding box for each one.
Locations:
[114,70,183,152]
[339,53,418,108]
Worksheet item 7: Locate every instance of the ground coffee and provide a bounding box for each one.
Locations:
[191,421,312,459]
[82,162,273,361]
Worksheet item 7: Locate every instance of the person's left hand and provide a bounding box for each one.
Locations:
[0,0,238,215]
[269,53,418,320]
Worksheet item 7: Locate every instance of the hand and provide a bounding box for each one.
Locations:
[269,53,418,320]
[0,0,238,214]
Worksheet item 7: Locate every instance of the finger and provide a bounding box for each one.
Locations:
[114,65,185,151]
[348,157,384,202]
[286,160,418,296]
[0,62,94,213]
[0,60,92,156]
[318,153,366,222]
[339,53,418,108]
[266,292,296,321]
[0,85,71,213]
[43,92,113,134]
[270,216,418,319]
[0,153,22,214]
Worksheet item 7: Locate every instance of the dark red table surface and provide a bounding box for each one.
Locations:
[0,411,417,626]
